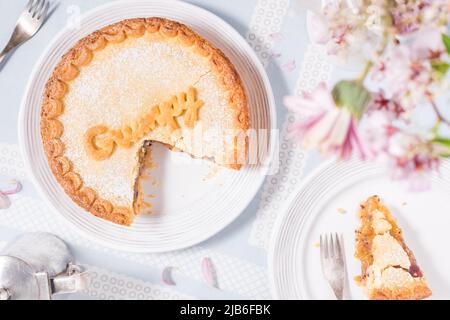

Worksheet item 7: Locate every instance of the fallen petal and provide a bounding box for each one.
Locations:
[269,32,283,42]
[0,193,11,210]
[269,51,282,59]
[201,257,218,289]
[1,180,22,196]
[281,60,296,72]
[306,10,329,44]
[162,266,176,286]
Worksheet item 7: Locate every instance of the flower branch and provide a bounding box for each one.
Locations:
[288,0,450,189]
[430,99,450,127]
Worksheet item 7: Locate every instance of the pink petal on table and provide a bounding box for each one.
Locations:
[1,180,22,196]
[306,10,329,44]
[201,257,218,289]
[282,59,296,72]
[162,266,176,286]
[269,32,283,42]
[0,193,11,210]
[269,51,282,59]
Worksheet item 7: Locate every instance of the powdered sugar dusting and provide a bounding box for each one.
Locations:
[60,35,232,207]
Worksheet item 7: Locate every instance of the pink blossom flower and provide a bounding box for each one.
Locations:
[357,110,442,190]
[372,44,434,110]
[294,0,450,190]
[369,90,405,118]
[391,3,420,35]
[284,83,368,160]
[372,46,411,93]
[306,0,391,63]
[391,0,449,35]
[360,99,443,190]
[359,110,395,157]
[306,11,329,45]
[305,2,371,57]
[386,131,441,190]
[409,28,446,60]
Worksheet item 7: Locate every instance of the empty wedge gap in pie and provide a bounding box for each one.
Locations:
[40,18,250,226]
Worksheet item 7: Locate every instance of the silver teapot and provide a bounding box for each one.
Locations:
[0,232,90,300]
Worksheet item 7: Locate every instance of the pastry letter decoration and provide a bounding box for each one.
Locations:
[84,87,204,160]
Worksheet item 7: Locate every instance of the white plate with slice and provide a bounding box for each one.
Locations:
[19,0,276,252]
[268,158,450,299]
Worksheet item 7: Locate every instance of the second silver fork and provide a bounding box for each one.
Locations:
[0,0,50,66]
[320,233,347,300]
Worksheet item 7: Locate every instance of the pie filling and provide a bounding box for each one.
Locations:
[132,141,153,215]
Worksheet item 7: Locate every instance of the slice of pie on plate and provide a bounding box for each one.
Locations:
[40,18,249,226]
[355,195,432,300]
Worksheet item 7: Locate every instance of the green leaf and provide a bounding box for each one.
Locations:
[432,137,450,157]
[443,34,450,54]
[431,59,450,80]
[432,137,450,147]
[332,80,371,119]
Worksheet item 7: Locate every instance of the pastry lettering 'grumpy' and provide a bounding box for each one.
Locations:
[84,87,204,160]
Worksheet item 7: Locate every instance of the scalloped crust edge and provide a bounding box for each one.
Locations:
[40,17,250,226]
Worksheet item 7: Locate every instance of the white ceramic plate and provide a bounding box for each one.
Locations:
[269,158,450,299]
[19,0,276,252]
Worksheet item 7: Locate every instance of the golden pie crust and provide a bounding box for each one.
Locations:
[40,18,249,225]
[355,196,432,300]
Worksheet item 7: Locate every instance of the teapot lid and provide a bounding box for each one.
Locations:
[2,233,73,276]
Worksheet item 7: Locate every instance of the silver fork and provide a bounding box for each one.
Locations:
[0,0,50,66]
[320,233,347,300]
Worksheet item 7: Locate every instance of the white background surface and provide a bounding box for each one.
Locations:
[0,0,322,299]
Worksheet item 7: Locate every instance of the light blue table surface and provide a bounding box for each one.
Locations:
[0,0,324,299]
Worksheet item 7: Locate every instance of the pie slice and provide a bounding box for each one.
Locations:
[355,196,432,300]
[40,18,249,225]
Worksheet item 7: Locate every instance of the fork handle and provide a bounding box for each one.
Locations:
[0,42,15,67]
[0,51,8,66]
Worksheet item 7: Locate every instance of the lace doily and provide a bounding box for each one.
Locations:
[248,44,332,249]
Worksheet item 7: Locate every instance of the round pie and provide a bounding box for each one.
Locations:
[40,18,249,226]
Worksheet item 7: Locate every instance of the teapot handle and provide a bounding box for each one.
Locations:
[51,272,90,296]
[50,264,90,297]
[35,264,90,299]
[0,288,11,300]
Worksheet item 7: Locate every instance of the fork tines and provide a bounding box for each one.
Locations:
[320,233,346,300]
[26,0,49,20]
[320,233,342,259]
